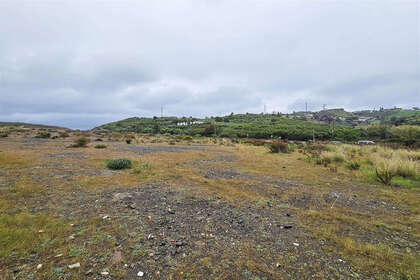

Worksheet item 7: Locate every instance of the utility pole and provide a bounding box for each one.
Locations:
[305,102,308,113]
[264,104,266,114]
[312,128,315,142]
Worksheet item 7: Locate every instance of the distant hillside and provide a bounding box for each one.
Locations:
[0,122,68,130]
[94,113,362,141]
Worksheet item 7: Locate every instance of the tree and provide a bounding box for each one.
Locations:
[203,123,216,136]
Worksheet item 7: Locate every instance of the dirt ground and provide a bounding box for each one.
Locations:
[0,137,418,280]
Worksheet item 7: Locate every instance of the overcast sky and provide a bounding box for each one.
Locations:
[0,0,419,129]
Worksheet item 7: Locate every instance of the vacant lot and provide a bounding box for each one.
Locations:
[0,136,419,279]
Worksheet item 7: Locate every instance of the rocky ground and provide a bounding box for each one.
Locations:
[0,137,418,279]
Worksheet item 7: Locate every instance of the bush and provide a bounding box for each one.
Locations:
[59,132,70,138]
[269,141,294,153]
[35,132,51,139]
[183,135,193,141]
[106,159,132,170]
[71,137,90,148]
[0,133,8,138]
[125,139,132,144]
[346,160,361,170]
[94,144,107,149]
[374,158,396,185]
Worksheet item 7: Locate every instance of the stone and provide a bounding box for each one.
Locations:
[68,263,81,269]
[36,264,42,270]
[113,192,133,202]
[137,271,144,277]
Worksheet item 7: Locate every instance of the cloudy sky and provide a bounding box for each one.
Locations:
[0,0,419,129]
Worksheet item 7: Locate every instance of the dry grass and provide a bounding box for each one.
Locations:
[0,136,419,279]
[301,209,419,279]
[0,151,38,168]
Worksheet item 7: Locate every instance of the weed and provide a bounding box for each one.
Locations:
[375,159,395,185]
[133,163,150,174]
[346,160,361,170]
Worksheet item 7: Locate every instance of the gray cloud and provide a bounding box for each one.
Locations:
[0,0,418,129]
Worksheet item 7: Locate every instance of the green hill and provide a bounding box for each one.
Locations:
[94,113,362,141]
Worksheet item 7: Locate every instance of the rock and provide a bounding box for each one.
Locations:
[293,242,299,247]
[147,234,154,240]
[36,264,42,270]
[102,215,109,220]
[128,203,137,209]
[68,263,81,269]
[111,251,124,265]
[85,269,93,275]
[168,209,175,214]
[113,192,133,202]
[137,271,144,277]
[101,271,109,275]
[55,253,63,257]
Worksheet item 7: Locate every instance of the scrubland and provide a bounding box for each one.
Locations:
[0,127,419,279]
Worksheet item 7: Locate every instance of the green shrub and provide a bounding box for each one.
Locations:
[125,139,132,144]
[71,137,90,148]
[106,159,132,170]
[35,132,51,139]
[94,144,107,149]
[346,160,361,170]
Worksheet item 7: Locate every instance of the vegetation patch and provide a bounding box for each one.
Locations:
[106,158,132,170]
[70,137,90,148]
[268,141,294,154]
[94,144,107,149]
